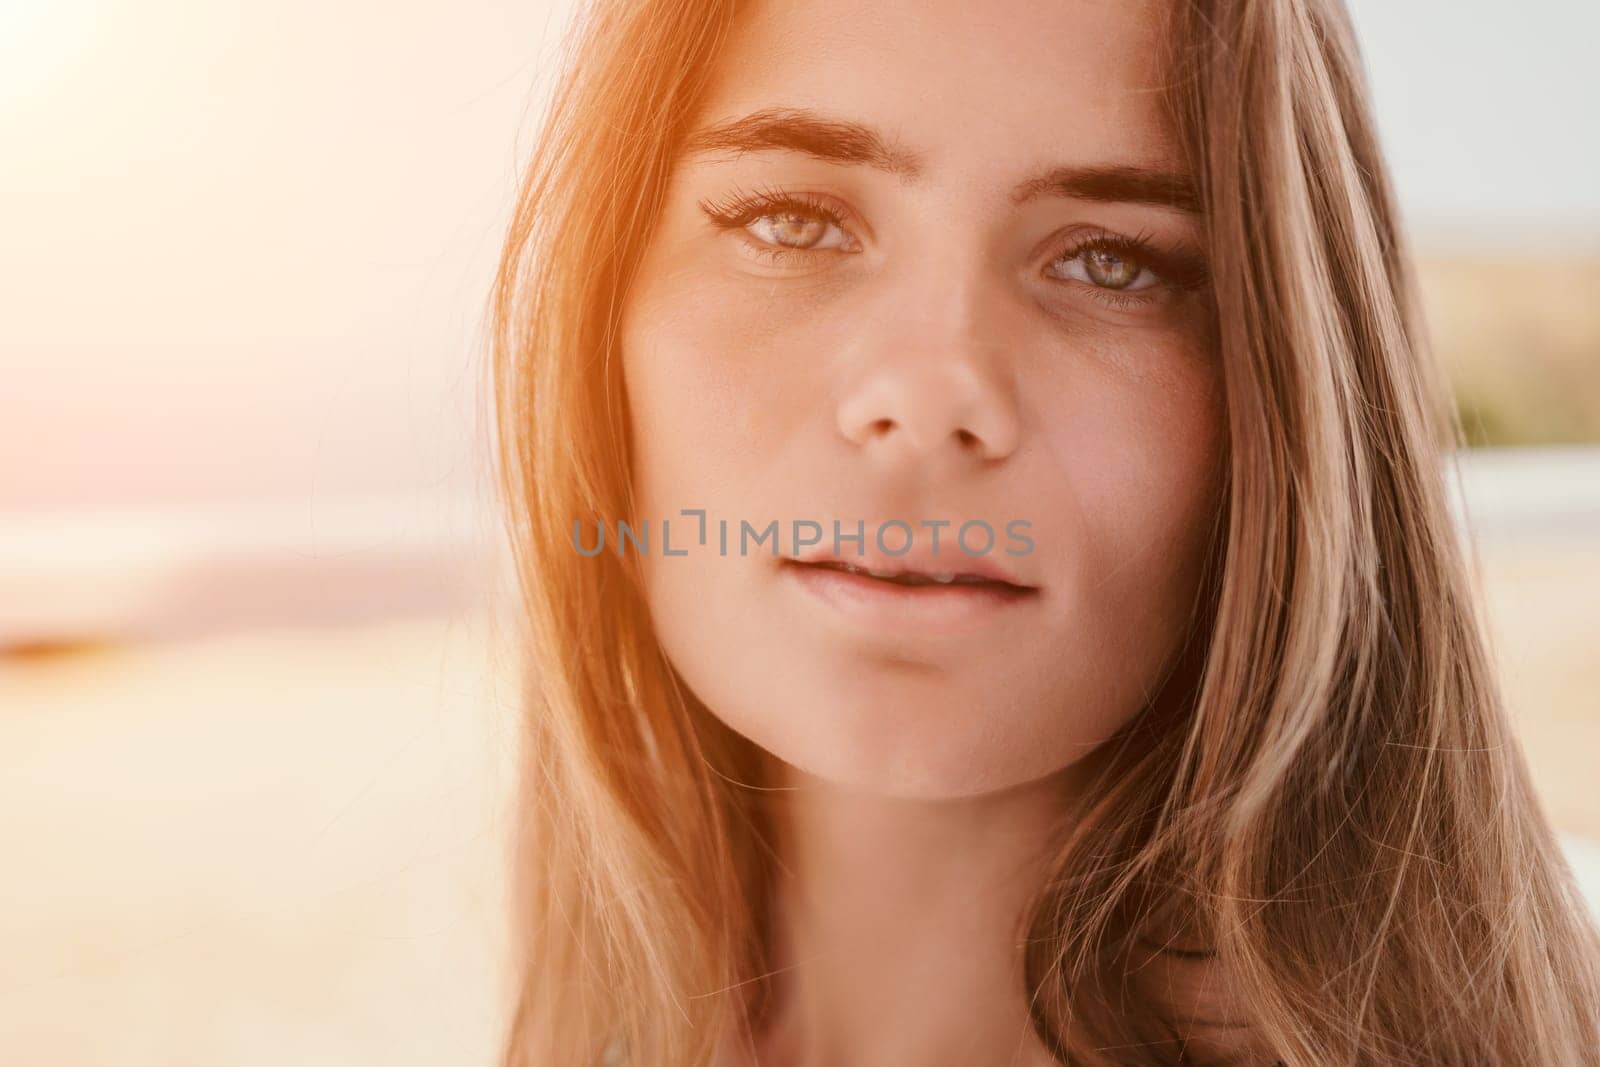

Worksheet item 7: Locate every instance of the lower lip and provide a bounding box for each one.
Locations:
[780,560,1039,634]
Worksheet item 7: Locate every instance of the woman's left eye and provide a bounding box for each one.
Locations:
[1046,242,1160,292]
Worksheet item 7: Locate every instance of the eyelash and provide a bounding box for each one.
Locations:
[698,185,860,262]
[696,185,1209,311]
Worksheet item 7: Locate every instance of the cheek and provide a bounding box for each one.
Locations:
[1037,333,1224,634]
[619,260,821,717]
[621,263,827,515]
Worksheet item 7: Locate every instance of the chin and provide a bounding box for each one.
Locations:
[710,666,1100,801]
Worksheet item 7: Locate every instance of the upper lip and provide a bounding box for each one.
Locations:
[785,543,1036,589]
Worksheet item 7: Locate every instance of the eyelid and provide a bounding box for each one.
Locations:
[1047,227,1206,288]
[697,185,866,250]
[1033,228,1210,316]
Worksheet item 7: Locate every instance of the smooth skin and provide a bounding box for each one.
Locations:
[620,0,1251,1063]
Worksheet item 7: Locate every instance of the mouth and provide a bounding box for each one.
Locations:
[783,557,1036,593]
[779,555,1040,636]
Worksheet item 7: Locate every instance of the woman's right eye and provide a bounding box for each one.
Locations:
[744,208,852,251]
[698,190,862,258]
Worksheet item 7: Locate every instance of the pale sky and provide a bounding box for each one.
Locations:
[1,0,1595,512]
[1347,0,1600,246]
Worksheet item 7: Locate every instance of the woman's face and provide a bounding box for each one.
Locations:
[620,0,1223,799]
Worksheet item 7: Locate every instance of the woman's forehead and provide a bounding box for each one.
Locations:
[693,0,1182,176]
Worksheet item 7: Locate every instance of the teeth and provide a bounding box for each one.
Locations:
[866,567,896,579]
[931,573,956,584]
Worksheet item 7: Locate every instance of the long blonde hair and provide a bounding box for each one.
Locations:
[488,0,1600,1063]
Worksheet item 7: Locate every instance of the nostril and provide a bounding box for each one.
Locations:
[955,428,978,449]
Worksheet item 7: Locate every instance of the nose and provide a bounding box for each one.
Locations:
[834,280,1021,471]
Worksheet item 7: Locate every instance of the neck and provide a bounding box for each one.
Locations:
[726,756,1085,1067]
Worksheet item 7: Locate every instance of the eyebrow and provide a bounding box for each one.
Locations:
[680,107,1201,214]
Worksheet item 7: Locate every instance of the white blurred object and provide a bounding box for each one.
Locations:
[1445,445,1600,542]
[0,491,510,647]
[1560,833,1600,920]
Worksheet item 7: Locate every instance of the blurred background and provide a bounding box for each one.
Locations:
[1,0,1597,1062]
